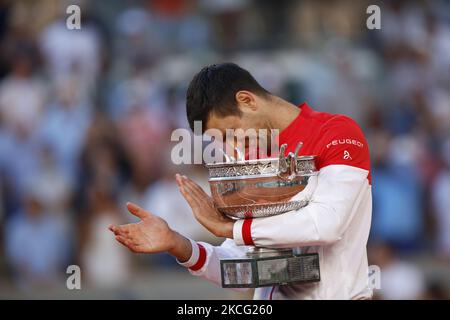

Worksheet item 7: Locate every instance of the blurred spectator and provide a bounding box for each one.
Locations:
[5,191,70,290]
[80,185,131,289]
[200,0,250,52]
[425,13,450,82]
[381,1,428,51]
[77,113,127,214]
[371,135,424,250]
[38,76,92,181]
[0,45,46,132]
[117,104,169,190]
[39,15,102,97]
[26,146,73,214]
[107,57,166,120]
[370,242,426,300]
[0,120,42,211]
[115,6,162,64]
[0,178,4,224]
[150,0,211,52]
[431,139,450,260]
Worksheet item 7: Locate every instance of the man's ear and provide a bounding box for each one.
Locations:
[235,91,258,112]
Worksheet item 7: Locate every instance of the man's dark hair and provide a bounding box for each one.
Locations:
[186,63,270,132]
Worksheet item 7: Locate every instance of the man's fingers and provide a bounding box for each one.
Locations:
[175,173,183,187]
[179,183,195,204]
[182,178,209,205]
[115,235,139,252]
[182,182,203,203]
[110,223,136,238]
[126,202,149,220]
[182,176,210,198]
[179,182,201,209]
[114,224,130,236]
[109,224,126,236]
[115,235,131,247]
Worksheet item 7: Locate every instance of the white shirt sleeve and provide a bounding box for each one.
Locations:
[233,164,370,248]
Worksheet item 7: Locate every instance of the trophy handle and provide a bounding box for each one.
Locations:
[278,143,288,174]
[277,142,303,180]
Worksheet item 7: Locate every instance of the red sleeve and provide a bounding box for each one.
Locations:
[315,116,371,183]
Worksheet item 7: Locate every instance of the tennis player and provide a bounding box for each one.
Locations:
[109,63,373,300]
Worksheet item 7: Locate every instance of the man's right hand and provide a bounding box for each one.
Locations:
[109,202,192,262]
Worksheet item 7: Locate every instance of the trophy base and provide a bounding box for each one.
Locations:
[220,247,320,288]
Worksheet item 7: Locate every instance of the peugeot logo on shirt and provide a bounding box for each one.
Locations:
[326,139,364,149]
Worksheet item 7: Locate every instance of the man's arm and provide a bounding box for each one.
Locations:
[177,164,369,248]
[233,164,370,247]
[109,202,249,291]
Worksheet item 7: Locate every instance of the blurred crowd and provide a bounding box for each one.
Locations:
[0,0,449,299]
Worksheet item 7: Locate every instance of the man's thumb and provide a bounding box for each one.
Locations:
[126,202,149,219]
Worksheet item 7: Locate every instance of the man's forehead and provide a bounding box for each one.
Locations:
[205,113,239,131]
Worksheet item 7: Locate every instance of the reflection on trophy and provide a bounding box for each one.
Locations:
[206,143,321,288]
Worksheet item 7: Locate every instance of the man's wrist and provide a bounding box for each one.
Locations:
[222,220,235,239]
[168,231,192,263]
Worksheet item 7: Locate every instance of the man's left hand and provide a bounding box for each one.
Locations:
[176,174,234,238]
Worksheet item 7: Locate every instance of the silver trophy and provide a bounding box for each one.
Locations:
[206,143,321,288]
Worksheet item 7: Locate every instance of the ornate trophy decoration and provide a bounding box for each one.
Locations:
[206,143,321,288]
